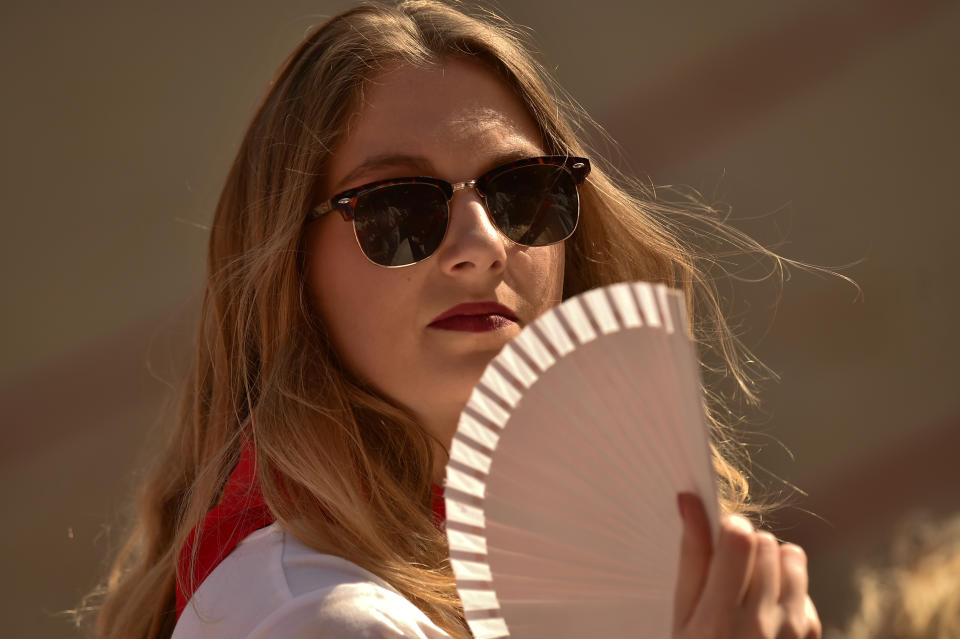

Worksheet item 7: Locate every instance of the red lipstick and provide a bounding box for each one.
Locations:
[429,302,519,333]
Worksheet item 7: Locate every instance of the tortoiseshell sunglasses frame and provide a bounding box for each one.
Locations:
[308,155,591,267]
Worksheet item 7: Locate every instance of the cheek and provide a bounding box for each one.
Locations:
[527,243,566,306]
[306,219,387,369]
[507,242,566,324]
[550,243,566,297]
[305,217,422,393]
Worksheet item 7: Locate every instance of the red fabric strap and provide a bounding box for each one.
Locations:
[174,442,447,619]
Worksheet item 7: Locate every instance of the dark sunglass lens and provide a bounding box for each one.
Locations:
[353,183,448,266]
[485,164,579,246]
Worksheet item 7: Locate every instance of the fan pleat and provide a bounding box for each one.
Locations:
[449,435,493,475]
[512,330,556,371]
[447,527,488,555]
[632,281,664,329]
[456,411,501,452]
[534,311,576,356]
[606,282,642,327]
[468,388,511,426]
[446,465,486,499]
[554,297,597,344]
[478,365,524,407]
[457,589,499,610]
[465,617,509,638]
[446,497,485,528]
[494,345,539,388]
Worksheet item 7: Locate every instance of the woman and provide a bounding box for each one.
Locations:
[89,1,821,637]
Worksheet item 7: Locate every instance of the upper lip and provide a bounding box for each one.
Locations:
[429,302,519,325]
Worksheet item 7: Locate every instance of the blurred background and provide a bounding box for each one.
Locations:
[2,0,958,636]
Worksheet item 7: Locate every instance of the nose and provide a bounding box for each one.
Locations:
[435,186,507,278]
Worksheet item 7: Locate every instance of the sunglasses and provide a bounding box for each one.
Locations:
[309,155,591,267]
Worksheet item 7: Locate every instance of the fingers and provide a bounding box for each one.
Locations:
[672,492,713,631]
[804,595,823,639]
[697,514,758,613]
[779,544,821,638]
[743,531,780,609]
[778,543,808,604]
[672,506,821,639]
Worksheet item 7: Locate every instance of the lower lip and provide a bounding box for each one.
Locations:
[429,314,517,332]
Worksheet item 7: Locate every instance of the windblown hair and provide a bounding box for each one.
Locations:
[85,1,797,637]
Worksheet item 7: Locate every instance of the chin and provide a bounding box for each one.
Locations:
[427,326,506,357]
[432,353,493,402]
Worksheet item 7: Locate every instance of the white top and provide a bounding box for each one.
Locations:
[172,523,453,638]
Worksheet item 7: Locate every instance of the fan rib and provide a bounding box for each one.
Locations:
[454,579,496,591]
[447,527,488,554]
[464,391,509,428]
[512,330,555,371]
[446,466,486,500]
[458,589,499,610]
[562,296,602,341]
[554,297,596,345]
[526,323,562,363]
[451,557,493,581]
[536,311,576,355]
[581,287,620,334]
[449,549,487,565]
[600,286,626,329]
[465,608,507,621]
[479,366,523,407]
[495,345,539,388]
[457,411,501,451]
[451,430,495,458]
[449,436,493,475]
[446,498,485,527]
[445,520,486,538]
[489,358,530,396]
[654,285,676,334]
[476,380,517,414]
[607,282,642,327]
[463,617,509,639]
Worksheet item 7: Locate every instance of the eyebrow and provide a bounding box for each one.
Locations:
[331,154,432,194]
[330,147,541,194]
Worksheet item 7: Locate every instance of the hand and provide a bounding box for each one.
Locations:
[672,493,821,639]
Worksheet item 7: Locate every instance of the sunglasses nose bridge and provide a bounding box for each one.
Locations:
[448,178,492,219]
[450,177,504,227]
[447,177,508,243]
[449,179,479,197]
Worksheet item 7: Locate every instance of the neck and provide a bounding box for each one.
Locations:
[431,438,449,485]
[415,407,460,486]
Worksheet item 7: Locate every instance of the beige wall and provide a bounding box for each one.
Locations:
[2,1,958,636]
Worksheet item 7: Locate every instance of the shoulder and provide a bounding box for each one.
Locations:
[249,579,451,639]
[172,523,452,639]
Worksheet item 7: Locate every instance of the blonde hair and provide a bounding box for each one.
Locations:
[85,1,803,637]
[832,514,960,639]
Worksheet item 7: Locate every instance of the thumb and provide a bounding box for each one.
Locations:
[672,492,712,632]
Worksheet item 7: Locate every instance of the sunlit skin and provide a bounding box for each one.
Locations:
[305,58,565,482]
[305,57,821,639]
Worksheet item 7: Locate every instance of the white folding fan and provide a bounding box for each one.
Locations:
[443,281,721,639]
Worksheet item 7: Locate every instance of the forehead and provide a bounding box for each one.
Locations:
[327,58,545,188]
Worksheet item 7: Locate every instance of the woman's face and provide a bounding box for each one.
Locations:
[305,58,565,478]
